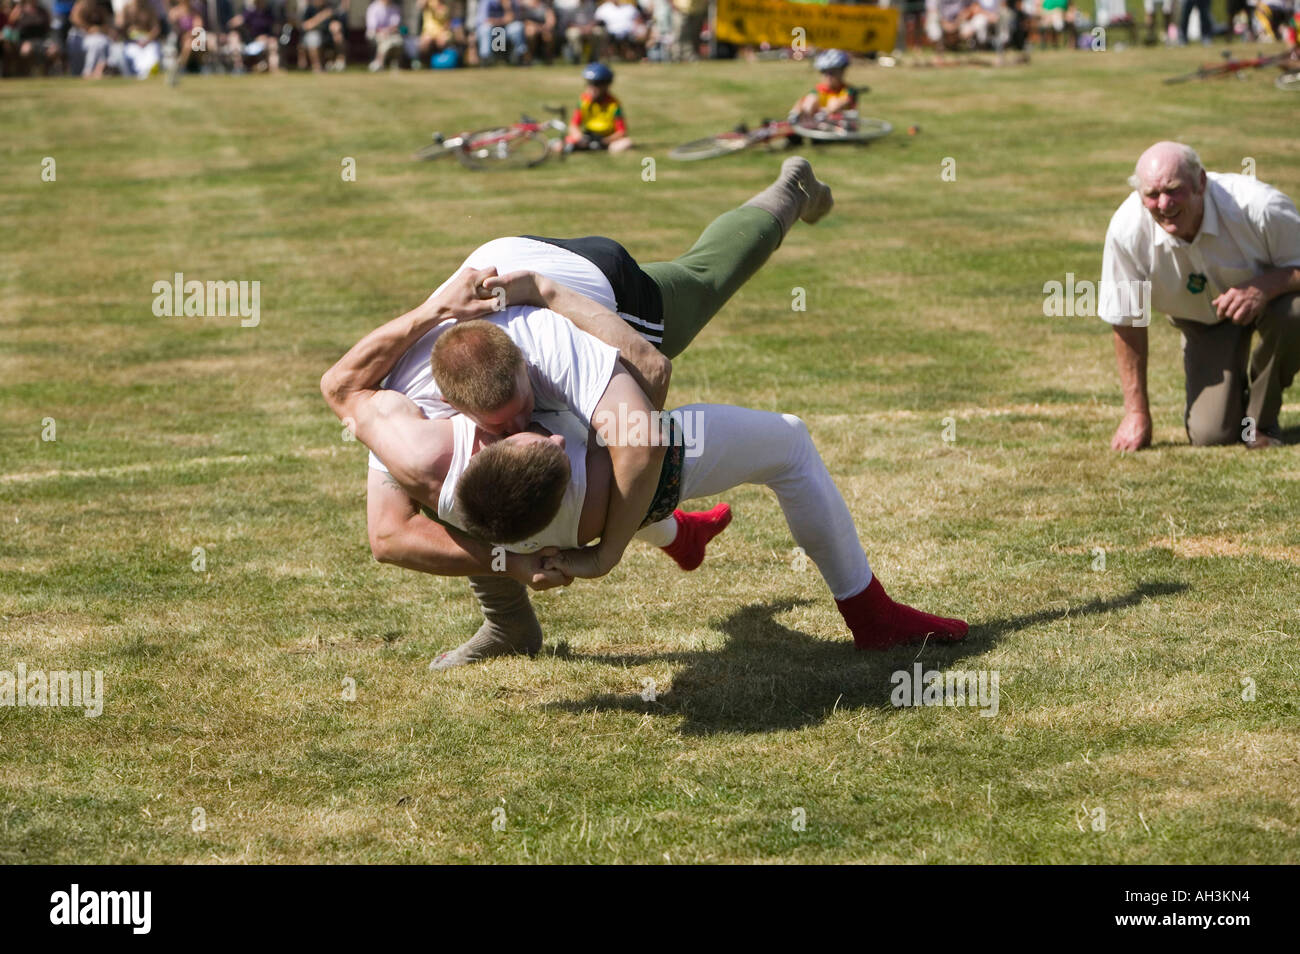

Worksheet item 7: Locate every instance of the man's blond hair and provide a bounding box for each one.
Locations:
[431,320,526,412]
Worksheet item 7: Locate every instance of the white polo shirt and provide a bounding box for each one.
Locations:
[1099,172,1300,327]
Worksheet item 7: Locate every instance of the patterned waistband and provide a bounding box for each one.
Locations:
[640,414,685,528]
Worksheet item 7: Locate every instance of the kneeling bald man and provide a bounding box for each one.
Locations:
[1102,141,1300,450]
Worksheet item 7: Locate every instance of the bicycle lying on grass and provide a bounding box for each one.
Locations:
[668,111,893,162]
[415,107,569,169]
[1163,49,1297,84]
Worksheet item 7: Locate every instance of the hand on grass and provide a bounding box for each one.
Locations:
[1111,410,1152,452]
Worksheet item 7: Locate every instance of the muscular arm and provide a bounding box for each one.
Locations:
[320,267,503,491]
[367,467,570,589]
[1110,324,1151,452]
[368,467,494,572]
[554,366,665,578]
[483,271,672,409]
[320,288,454,424]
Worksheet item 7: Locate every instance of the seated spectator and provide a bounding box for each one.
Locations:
[5,0,58,75]
[1038,0,1076,47]
[165,0,205,78]
[594,0,644,60]
[671,0,704,61]
[556,0,605,63]
[1255,2,1298,42]
[1,0,13,76]
[51,0,76,49]
[300,0,348,72]
[115,0,162,77]
[1005,0,1030,52]
[516,0,555,64]
[926,0,972,49]
[69,0,114,77]
[475,0,526,65]
[961,0,1002,48]
[365,0,401,69]
[644,0,674,60]
[417,0,453,64]
[1092,0,1136,45]
[226,0,282,72]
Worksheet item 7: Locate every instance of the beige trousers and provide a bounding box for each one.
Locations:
[1172,292,1300,446]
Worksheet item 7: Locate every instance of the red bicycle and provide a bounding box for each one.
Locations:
[668,111,892,162]
[1164,49,1296,84]
[415,107,568,169]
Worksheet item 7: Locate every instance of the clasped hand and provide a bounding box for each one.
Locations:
[541,546,613,580]
[440,267,546,321]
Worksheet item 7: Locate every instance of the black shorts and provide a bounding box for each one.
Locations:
[520,234,665,329]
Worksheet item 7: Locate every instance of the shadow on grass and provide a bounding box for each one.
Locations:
[542,581,1189,736]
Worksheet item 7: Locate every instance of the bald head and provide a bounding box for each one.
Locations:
[1129,141,1208,242]
[1129,141,1205,193]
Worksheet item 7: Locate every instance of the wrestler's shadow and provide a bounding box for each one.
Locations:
[542,581,1189,736]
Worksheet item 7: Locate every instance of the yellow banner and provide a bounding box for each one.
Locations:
[715,0,899,55]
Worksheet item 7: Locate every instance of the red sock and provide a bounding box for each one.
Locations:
[661,503,732,571]
[836,577,968,651]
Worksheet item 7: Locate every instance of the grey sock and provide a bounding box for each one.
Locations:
[429,574,544,672]
[429,619,541,671]
[742,156,834,237]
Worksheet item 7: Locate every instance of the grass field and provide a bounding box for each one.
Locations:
[2,47,1298,864]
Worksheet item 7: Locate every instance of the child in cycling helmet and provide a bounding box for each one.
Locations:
[565,62,634,154]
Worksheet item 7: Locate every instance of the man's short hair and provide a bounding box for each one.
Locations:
[456,440,570,543]
[431,320,526,413]
[1128,143,1205,192]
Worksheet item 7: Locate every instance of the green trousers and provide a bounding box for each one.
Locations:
[641,206,784,358]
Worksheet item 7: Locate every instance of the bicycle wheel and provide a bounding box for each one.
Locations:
[792,116,893,143]
[1277,72,1300,91]
[668,132,752,161]
[456,128,550,170]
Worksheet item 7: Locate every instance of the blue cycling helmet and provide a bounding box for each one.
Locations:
[814,49,850,72]
[583,62,614,84]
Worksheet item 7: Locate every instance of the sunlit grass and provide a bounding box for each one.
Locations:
[1,47,1297,863]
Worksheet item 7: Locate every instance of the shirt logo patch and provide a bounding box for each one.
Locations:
[1187,273,1207,294]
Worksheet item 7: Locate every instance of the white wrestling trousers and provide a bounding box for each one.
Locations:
[635,404,873,600]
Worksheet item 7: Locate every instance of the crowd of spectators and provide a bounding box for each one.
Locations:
[2,0,1295,78]
[0,0,715,76]
[914,0,1296,53]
